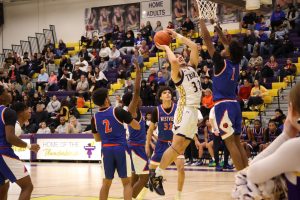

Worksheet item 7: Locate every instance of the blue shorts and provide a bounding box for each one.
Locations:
[128,143,149,175]
[150,141,171,165]
[101,145,131,180]
[0,148,28,185]
[214,101,242,140]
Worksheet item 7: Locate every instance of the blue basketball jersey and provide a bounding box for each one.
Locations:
[128,110,146,145]
[240,126,249,141]
[0,106,11,148]
[94,107,127,146]
[253,127,264,143]
[157,103,177,141]
[213,59,239,101]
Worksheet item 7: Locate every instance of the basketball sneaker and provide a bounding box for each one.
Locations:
[208,160,216,167]
[215,165,223,172]
[223,164,234,170]
[149,171,165,196]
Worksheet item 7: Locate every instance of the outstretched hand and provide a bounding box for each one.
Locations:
[155,43,168,51]
[165,29,177,39]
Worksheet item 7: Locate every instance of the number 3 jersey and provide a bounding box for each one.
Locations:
[157,103,177,141]
[175,67,201,108]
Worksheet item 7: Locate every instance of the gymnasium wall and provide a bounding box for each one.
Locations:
[0,0,239,52]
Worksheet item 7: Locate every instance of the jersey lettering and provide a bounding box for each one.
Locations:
[102,119,112,134]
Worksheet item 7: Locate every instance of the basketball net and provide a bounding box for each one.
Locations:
[195,0,218,20]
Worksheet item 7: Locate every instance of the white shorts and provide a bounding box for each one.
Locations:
[0,154,29,184]
[130,146,149,175]
[172,106,199,140]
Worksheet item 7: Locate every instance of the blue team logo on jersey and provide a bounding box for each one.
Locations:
[84,143,96,158]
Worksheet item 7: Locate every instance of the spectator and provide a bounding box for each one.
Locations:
[264,55,279,74]
[42,39,55,54]
[243,29,257,55]
[257,29,269,55]
[160,64,171,84]
[124,79,134,93]
[76,75,89,100]
[59,100,70,122]
[48,71,58,91]
[167,21,175,29]
[271,5,286,30]
[254,15,270,36]
[140,22,152,43]
[45,47,55,65]
[33,103,49,125]
[279,58,297,81]
[140,79,152,106]
[74,57,88,73]
[238,79,252,110]
[201,89,214,117]
[131,50,144,67]
[260,120,281,151]
[3,52,16,70]
[150,80,159,105]
[99,42,111,59]
[91,35,102,50]
[59,68,71,90]
[37,121,51,134]
[287,5,298,30]
[119,31,135,55]
[37,68,49,90]
[99,57,108,72]
[56,39,68,57]
[94,67,108,88]
[8,65,22,85]
[46,95,61,113]
[135,32,144,48]
[248,79,269,110]
[241,12,256,29]
[139,40,150,59]
[114,94,123,107]
[66,116,82,134]
[271,108,286,127]
[55,116,68,134]
[201,76,212,90]
[248,51,263,72]
[9,83,22,102]
[181,17,195,37]
[78,46,95,62]
[155,71,166,86]
[153,20,163,34]
[76,94,85,108]
[147,68,157,83]
[108,45,121,69]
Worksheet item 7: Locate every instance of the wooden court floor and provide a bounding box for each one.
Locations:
[7,163,236,200]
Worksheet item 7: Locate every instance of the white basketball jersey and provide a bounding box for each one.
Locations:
[176,67,202,108]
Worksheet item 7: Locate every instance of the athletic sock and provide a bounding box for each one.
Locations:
[155,166,164,177]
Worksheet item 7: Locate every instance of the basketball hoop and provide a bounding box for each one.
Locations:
[195,0,218,20]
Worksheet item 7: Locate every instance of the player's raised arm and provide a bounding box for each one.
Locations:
[166,29,199,68]
[127,62,142,118]
[156,44,181,83]
[198,19,215,58]
[210,19,229,48]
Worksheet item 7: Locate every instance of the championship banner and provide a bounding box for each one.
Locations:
[36,138,101,161]
[12,139,31,160]
[141,0,171,19]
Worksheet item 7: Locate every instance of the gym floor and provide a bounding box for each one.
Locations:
[7,163,235,200]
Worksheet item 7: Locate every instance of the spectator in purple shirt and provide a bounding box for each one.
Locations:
[271,5,286,30]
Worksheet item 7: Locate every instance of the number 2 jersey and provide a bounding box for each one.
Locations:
[93,106,133,146]
[175,67,201,108]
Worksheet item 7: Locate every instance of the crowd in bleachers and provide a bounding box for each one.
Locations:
[0,3,299,167]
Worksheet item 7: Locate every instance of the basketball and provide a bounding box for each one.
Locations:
[154,30,172,46]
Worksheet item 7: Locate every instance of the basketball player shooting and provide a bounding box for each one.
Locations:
[150,29,202,195]
[198,18,248,171]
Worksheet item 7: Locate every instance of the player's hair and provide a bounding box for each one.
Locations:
[268,119,277,127]
[11,102,28,114]
[122,92,133,107]
[229,40,244,64]
[289,82,300,115]
[92,88,108,106]
[156,86,174,103]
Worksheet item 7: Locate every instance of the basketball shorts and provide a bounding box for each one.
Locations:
[214,100,242,140]
[173,106,199,140]
[150,140,184,165]
[128,144,149,175]
[101,145,131,179]
[0,148,29,185]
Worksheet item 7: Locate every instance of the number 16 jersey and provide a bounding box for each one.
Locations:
[175,67,202,108]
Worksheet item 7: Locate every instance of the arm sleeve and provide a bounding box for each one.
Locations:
[151,108,158,123]
[212,52,225,75]
[251,131,290,164]
[248,137,300,184]
[91,117,97,134]
[114,107,133,124]
[3,108,17,126]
